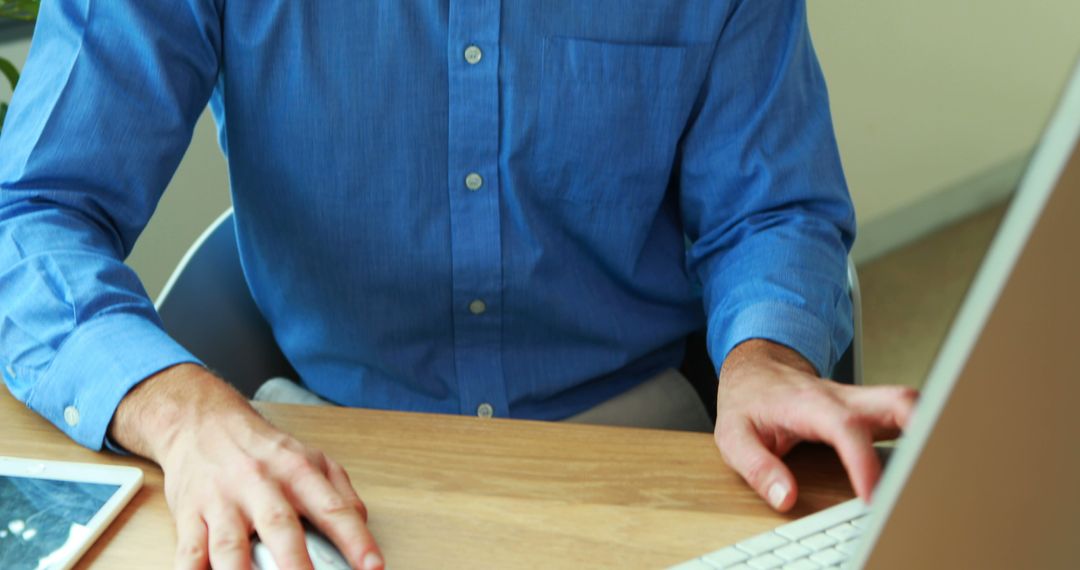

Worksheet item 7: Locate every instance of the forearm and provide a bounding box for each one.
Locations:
[693,216,852,378]
[0,228,202,450]
[108,363,257,463]
[0,0,223,450]
[676,2,854,378]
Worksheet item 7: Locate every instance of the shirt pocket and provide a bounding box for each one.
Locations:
[531,37,712,207]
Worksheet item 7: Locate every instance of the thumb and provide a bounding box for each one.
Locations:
[716,420,798,512]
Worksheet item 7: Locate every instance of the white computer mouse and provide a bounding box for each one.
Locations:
[251,528,351,570]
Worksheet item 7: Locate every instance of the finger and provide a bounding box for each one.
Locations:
[286,465,383,570]
[716,418,798,512]
[779,397,883,503]
[247,483,313,570]
[820,416,882,502]
[205,506,253,570]
[174,510,209,570]
[837,384,919,438]
[325,460,369,523]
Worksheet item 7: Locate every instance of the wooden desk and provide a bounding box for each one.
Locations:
[1,386,853,569]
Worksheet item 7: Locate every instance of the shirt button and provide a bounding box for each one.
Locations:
[464,45,483,65]
[63,406,80,427]
[468,299,487,315]
[465,172,483,191]
[476,403,494,418]
[4,364,14,379]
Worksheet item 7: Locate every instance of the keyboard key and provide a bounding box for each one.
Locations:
[746,553,785,569]
[773,543,811,561]
[809,548,846,566]
[667,499,869,570]
[825,524,859,542]
[774,500,868,541]
[825,522,859,541]
[781,560,822,570]
[668,559,716,570]
[836,539,861,556]
[703,546,750,567]
[736,533,789,556]
[799,533,837,551]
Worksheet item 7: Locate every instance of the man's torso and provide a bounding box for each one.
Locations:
[210,1,733,419]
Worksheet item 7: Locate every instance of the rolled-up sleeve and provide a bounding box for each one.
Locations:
[0,0,222,449]
[679,0,856,377]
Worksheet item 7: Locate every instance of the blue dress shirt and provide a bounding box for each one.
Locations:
[0,0,854,450]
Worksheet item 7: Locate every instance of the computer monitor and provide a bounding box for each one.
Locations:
[854,58,1080,569]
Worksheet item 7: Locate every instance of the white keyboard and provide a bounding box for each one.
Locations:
[668,499,870,570]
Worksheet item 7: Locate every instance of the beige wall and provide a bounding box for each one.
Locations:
[809,0,1080,225]
[125,113,230,300]
[3,1,1080,296]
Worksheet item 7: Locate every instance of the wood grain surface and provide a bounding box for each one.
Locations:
[0,385,854,569]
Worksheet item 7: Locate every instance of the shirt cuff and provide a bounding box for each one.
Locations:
[26,313,202,451]
[707,301,835,378]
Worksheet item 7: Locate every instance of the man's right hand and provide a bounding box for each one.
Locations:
[109,364,384,570]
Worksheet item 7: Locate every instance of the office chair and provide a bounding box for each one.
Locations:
[155,209,296,397]
[156,209,863,406]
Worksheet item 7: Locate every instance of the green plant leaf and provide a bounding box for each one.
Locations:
[0,0,34,134]
[0,57,18,92]
[0,0,39,21]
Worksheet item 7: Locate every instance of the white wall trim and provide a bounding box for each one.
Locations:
[852,153,1028,264]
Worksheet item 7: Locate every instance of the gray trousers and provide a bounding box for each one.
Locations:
[254,368,714,433]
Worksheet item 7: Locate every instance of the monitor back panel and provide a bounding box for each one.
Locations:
[864,138,1080,569]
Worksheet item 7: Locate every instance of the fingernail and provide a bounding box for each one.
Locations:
[767,482,789,509]
[363,552,384,570]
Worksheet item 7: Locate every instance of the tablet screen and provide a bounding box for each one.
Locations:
[0,475,120,570]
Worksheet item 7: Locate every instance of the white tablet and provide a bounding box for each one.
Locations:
[0,456,143,570]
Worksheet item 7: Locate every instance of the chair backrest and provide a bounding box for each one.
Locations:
[155,209,296,397]
[156,209,863,399]
[845,257,865,386]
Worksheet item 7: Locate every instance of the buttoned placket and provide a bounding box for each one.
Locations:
[446,0,508,418]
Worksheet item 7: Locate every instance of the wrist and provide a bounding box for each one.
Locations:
[721,339,817,379]
[108,363,254,463]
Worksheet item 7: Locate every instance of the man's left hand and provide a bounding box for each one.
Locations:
[714,339,918,512]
